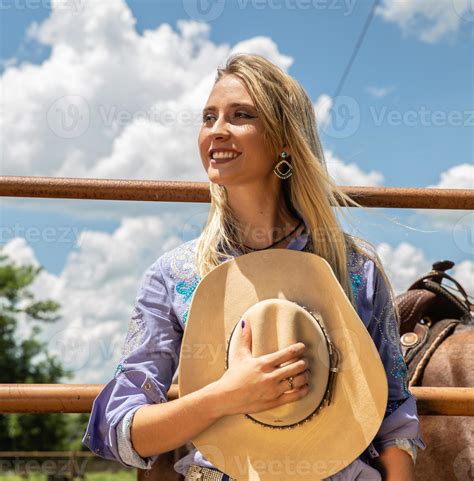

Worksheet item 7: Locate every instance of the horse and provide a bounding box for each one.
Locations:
[396,260,473,481]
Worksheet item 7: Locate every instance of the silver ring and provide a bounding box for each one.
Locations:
[286,376,294,390]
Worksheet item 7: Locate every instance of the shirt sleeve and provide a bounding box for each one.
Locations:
[363,258,426,464]
[82,256,183,468]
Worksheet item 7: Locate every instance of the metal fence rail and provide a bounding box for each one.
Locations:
[0,384,472,416]
[0,175,473,209]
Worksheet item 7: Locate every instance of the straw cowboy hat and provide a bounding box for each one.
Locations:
[178,248,388,481]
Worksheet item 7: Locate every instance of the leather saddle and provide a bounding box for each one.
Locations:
[395,260,473,386]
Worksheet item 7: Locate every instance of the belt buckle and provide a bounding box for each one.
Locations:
[188,473,203,481]
[187,465,204,481]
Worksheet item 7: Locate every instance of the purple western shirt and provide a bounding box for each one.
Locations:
[83,217,426,480]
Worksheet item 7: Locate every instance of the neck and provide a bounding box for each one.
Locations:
[226,181,301,249]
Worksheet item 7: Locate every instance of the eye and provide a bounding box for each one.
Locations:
[235,111,252,118]
[202,113,214,123]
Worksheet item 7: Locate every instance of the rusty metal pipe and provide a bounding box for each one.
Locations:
[1,384,472,416]
[0,176,472,209]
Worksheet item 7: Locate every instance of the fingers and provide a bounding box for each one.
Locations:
[278,370,310,395]
[276,383,310,405]
[276,358,309,380]
[261,342,306,369]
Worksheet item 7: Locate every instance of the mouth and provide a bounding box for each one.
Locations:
[209,151,242,164]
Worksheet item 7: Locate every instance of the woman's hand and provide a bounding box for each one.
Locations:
[214,319,311,416]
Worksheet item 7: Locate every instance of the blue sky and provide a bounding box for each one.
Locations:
[0,0,472,382]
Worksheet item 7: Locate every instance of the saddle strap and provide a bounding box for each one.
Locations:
[404,319,460,386]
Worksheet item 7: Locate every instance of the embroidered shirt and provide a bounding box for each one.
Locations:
[82,216,426,480]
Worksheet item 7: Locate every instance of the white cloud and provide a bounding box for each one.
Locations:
[325,150,385,186]
[314,94,333,126]
[229,36,294,70]
[1,214,192,383]
[428,163,474,190]
[375,241,430,295]
[375,241,473,300]
[452,259,474,299]
[2,237,41,268]
[417,163,474,229]
[366,85,396,99]
[376,0,470,44]
[1,4,294,182]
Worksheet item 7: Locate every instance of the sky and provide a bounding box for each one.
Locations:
[0,0,473,383]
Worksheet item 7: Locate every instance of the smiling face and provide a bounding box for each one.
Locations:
[198,74,282,187]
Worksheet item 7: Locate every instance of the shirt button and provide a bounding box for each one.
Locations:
[144,382,151,391]
[86,434,91,441]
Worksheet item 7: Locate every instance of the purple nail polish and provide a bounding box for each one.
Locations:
[241,319,245,328]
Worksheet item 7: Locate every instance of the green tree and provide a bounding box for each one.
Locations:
[0,249,86,450]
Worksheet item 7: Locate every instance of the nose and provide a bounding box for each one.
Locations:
[209,115,230,140]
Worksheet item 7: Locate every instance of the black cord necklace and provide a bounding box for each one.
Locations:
[242,220,303,252]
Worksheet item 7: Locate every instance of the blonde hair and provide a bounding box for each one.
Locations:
[195,53,400,319]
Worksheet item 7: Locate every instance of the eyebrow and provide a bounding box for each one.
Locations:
[202,102,256,113]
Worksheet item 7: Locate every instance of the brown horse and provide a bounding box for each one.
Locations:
[396,260,473,481]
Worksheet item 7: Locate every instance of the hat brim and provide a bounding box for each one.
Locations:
[178,249,388,481]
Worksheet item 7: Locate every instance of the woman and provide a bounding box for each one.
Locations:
[83,53,425,480]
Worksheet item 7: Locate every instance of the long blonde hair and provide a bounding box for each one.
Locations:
[195,53,399,317]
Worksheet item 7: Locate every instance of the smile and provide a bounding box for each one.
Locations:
[210,152,241,164]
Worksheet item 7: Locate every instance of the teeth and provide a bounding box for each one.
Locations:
[212,152,240,159]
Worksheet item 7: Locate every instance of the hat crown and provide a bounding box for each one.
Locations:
[227,298,330,427]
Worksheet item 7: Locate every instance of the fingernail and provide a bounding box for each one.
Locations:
[241,319,245,328]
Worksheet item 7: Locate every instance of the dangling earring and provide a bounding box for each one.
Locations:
[273,151,293,179]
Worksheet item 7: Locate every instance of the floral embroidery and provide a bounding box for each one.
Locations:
[164,240,201,327]
[350,272,362,299]
[373,283,412,398]
[374,297,402,351]
[176,277,201,304]
[177,276,201,326]
[169,241,199,282]
[391,353,411,397]
[115,363,126,377]
[121,306,147,358]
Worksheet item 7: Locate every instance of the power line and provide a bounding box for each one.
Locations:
[332,0,381,99]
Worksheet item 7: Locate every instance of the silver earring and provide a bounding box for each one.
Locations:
[273,151,293,179]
